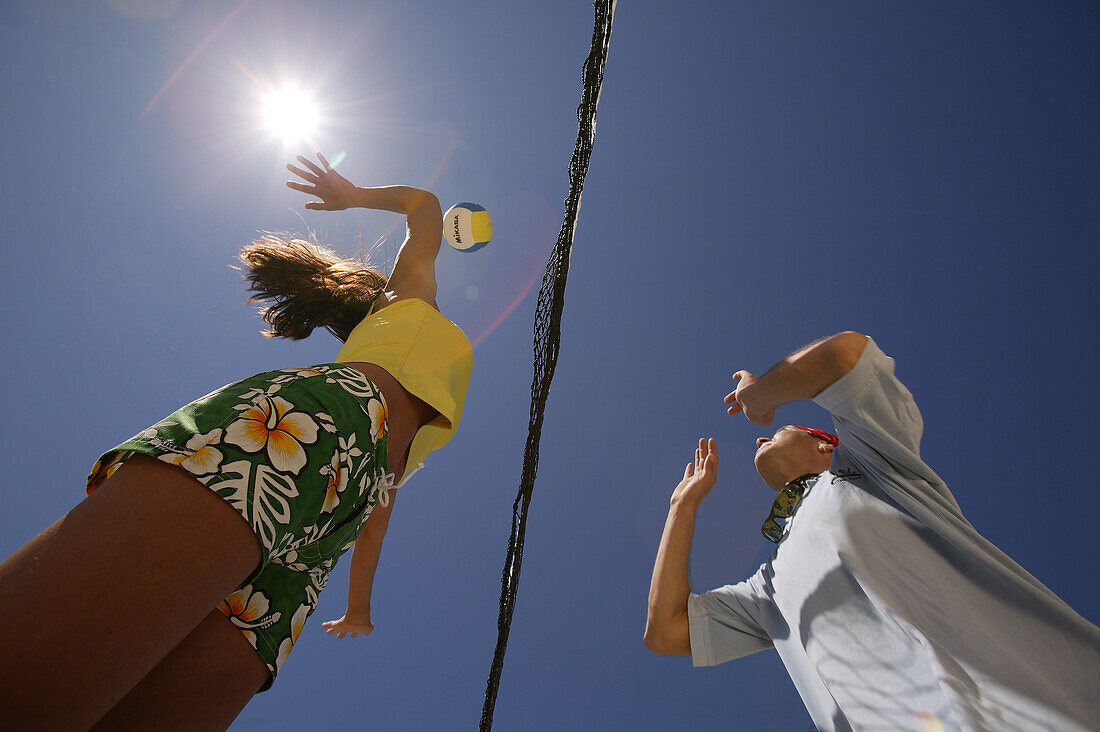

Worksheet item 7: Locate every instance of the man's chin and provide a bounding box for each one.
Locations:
[753,452,786,492]
[752,455,769,482]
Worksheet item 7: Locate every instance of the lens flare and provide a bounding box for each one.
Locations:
[916,713,946,732]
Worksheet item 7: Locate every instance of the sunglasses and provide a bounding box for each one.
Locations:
[760,474,817,543]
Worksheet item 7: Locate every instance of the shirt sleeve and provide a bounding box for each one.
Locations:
[813,337,963,519]
[687,579,773,667]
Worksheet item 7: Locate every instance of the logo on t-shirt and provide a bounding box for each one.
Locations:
[831,467,864,484]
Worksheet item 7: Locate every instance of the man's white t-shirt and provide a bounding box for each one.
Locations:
[688,338,1100,731]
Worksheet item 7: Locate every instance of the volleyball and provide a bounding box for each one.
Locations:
[443,202,492,252]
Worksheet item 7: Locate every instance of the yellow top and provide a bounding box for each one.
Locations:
[335,298,473,481]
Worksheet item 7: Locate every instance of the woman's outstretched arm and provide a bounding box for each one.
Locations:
[287,152,443,305]
[321,492,397,639]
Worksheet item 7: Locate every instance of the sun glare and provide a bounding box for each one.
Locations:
[261,86,319,144]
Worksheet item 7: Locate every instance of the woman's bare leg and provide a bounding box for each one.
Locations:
[91,609,270,730]
[0,456,263,729]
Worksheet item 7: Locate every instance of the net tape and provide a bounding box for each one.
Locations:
[479,2,615,729]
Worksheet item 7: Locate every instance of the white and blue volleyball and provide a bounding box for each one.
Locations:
[443,202,492,252]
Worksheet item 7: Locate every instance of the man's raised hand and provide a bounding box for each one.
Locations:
[724,370,775,426]
[671,438,719,507]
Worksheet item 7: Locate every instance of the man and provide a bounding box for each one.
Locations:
[645,331,1099,731]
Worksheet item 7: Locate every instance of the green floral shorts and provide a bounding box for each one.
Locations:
[86,364,392,691]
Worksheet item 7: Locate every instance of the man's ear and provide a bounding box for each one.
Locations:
[818,442,836,455]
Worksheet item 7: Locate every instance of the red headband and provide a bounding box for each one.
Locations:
[794,426,839,446]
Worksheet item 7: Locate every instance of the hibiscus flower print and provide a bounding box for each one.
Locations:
[218,585,281,630]
[367,397,388,442]
[319,451,350,514]
[278,367,327,378]
[225,395,319,475]
[319,435,363,514]
[86,452,128,494]
[274,604,311,671]
[157,428,225,477]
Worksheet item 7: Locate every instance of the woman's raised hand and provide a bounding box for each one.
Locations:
[286,152,358,211]
[321,612,375,639]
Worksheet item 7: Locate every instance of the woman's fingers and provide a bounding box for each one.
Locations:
[287,163,318,183]
[296,154,325,176]
[286,180,315,194]
[315,151,332,170]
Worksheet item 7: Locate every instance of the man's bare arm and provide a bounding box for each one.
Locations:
[725,331,868,425]
[644,438,718,656]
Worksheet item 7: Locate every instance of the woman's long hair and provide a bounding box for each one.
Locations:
[239,234,386,342]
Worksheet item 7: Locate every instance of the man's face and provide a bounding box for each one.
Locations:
[753,426,829,489]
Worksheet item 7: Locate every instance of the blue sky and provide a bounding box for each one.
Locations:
[1,1,1097,729]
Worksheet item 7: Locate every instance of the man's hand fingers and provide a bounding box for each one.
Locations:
[732,370,756,386]
[727,402,744,417]
[723,390,737,404]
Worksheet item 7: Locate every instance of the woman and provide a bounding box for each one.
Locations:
[0,153,473,729]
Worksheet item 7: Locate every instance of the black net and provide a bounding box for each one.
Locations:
[479,2,616,730]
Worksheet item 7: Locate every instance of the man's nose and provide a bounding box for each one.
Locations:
[756,437,770,448]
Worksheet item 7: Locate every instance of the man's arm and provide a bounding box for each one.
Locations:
[726,331,868,425]
[644,438,718,656]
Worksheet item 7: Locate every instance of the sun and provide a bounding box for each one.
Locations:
[261,86,319,144]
